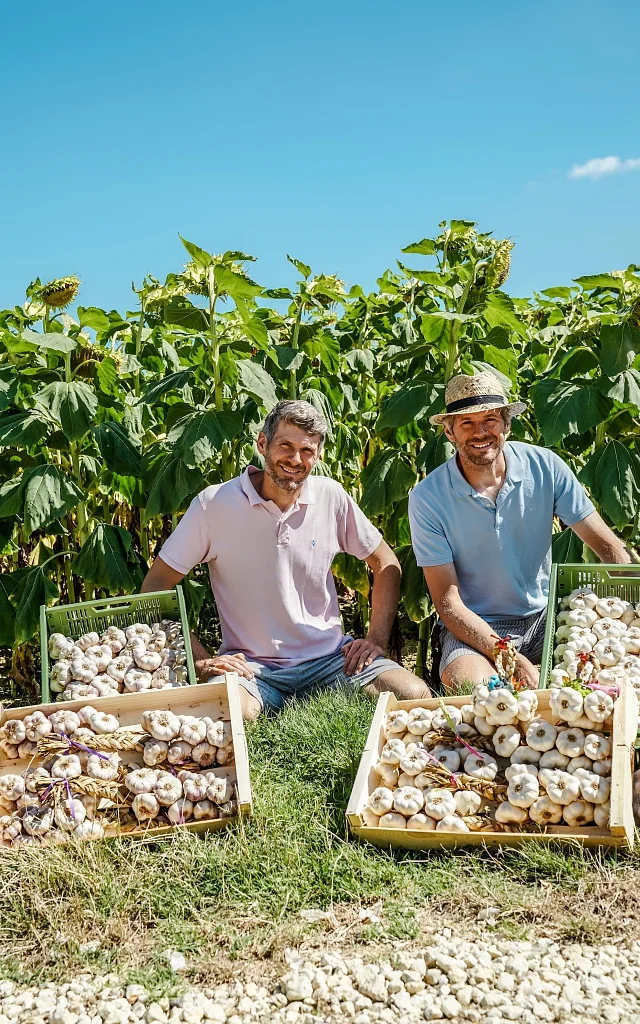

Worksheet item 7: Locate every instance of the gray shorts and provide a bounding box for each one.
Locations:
[210,638,401,713]
[440,608,547,675]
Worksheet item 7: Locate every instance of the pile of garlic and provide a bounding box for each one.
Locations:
[0,704,236,847]
[363,685,614,834]
[48,620,189,701]
[552,586,640,696]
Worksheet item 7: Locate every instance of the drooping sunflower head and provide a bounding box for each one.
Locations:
[486,240,514,290]
[629,293,640,330]
[36,275,81,309]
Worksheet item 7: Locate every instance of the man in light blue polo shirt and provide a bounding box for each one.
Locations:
[408,372,631,691]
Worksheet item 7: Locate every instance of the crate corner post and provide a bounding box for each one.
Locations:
[225,672,253,817]
[40,601,51,705]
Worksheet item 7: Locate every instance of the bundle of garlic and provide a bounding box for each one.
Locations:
[48,620,189,701]
[363,685,614,834]
[0,704,236,848]
[552,586,640,699]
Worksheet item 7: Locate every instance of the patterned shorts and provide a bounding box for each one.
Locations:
[440,608,548,674]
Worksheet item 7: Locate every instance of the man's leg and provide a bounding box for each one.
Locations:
[239,686,262,721]
[440,652,495,693]
[361,667,431,701]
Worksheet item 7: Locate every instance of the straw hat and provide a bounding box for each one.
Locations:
[430,371,526,426]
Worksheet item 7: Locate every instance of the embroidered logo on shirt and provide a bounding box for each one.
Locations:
[311,539,316,548]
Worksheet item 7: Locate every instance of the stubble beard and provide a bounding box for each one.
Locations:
[263,451,310,493]
[455,435,505,468]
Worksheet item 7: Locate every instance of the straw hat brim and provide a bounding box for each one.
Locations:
[430,399,527,426]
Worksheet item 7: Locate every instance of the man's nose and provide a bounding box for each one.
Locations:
[289,450,303,464]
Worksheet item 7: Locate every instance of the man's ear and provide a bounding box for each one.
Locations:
[442,421,455,444]
[256,431,267,457]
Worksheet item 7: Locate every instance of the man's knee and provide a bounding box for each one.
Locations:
[441,654,494,694]
[240,689,262,721]
[363,669,431,701]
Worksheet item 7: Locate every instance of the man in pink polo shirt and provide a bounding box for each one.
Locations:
[141,399,429,718]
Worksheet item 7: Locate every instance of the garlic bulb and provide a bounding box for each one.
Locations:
[154,775,183,807]
[179,717,208,746]
[87,752,120,781]
[555,728,585,758]
[495,801,528,824]
[526,719,557,752]
[583,733,612,760]
[74,820,105,840]
[125,768,158,794]
[406,707,433,735]
[0,775,25,802]
[374,761,399,787]
[143,710,181,742]
[505,763,538,781]
[406,812,436,830]
[567,587,598,611]
[529,795,563,824]
[132,793,160,821]
[507,773,539,808]
[193,799,218,821]
[539,749,569,770]
[124,669,153,692]
[453,790,482,816]
[464,753,498,781]
[583,690,614,723]
[593,757,612,777]
[167,799,194,824]
[484,689,518,725]
[51,755,82,780]
[385,710,409,736]
[378,812,407,829]
[368,787,394,815]
[393,786,424,816]
[436,815,470,833]
[89,712,119,735]
[550,688,583,722]
[431,706,462,731]
[579,773,611,804]
[23,711,52,742]
[493,724,521,757]
[593,639,625,667]
[594,801,611,827]
[399,747,431,776]
[510,745,541,765]
[423,789,456,820]
[545,770,581,806]
[434,750,461,772]
[55,798,86,831]
[380,739,406,766]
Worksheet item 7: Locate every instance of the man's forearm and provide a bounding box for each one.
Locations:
[367,563,401,648]
[438,595,499,661]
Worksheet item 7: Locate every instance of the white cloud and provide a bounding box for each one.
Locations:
[569,155,640,180]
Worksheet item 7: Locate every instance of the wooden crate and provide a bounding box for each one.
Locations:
[0,676,252,846]
[346,685,637,851]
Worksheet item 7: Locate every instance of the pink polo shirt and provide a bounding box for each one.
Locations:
[158,467,382,667]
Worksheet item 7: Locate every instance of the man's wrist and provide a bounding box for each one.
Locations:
[365,633,388,650]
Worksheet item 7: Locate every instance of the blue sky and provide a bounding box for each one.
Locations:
[1,0,638,315]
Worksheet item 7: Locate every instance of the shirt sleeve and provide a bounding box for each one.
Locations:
[408,485,454,567]
[337,488,383,559]
[551,452,596,526]
[157,492,215,574]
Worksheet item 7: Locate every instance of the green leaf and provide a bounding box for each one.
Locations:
[96,355,121,396]
[0,574,16,646]
[179,235,213,268]
[395,544,431,622]
[531,379,613,446]
[34,381,98,441]
[0,369,18,411]
[541,286,574,300]
[377,381,444,430]
[182,574,208,629]
[242,315,270,351]
[13,566,58,643]
[287,255,311,279]
[22,465,84,533]
[93,422,142,476]
[0,411,50,446]
[78,307,111,332]
[344,348,374,373]
[600,321,640,378]
[599,368,640,409]
[303,332,341,373]
[263,288,294,300]
[416,434,455,475]
[578,441,640,529]
[160,338,181,372]
[273,346,305,372]
[480,344,518,382]
[360,450,416,515]
[332,552,370,597]
[138,369,195,405]
[164,301,209,333]
[22,329,77,354]
[298,388,335,434]
[169,410,243,467]
[552,528,585,564]
[574,274,624,292]
[236,359,278,410]
[214,265,262,300]
[0,476,25,518]
[145,455,205,517]
[482,290,526,338]
[73,524,144,592]
[401,238,437,256]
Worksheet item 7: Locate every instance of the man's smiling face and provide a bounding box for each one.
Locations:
[443,408,507,467]
[257,421,321,492]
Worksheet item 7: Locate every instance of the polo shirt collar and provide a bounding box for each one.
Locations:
[240,466,317,507]
[447,442,522,498]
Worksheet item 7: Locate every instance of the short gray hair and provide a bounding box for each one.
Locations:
[261,400,328,449]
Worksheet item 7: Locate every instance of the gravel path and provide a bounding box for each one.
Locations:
[2,934,640,1024]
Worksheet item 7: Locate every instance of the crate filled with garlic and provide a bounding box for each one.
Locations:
[540,564,640,725]
[40,589,197,703]
[347,662,637,850]
[0,677,252,849]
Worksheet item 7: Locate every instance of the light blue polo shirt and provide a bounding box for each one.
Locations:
[408,441,595,621]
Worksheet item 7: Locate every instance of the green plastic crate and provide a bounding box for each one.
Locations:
[540,563,640,688]
[39,588,197,704]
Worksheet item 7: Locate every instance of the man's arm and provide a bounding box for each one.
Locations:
[140,557,254,681]
[570,510,633,564]
[342,540,401,675]
[422,562,539,687]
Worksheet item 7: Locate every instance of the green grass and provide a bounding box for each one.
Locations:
[1,687,639,986]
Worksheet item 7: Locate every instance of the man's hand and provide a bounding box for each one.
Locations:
[342,637,385,677]
[514,653,539,690]
[195,652,255,682]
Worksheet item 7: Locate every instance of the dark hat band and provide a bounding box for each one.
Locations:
[446,394,506,413]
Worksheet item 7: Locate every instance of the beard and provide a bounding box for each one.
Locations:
[263,450,311,492]
[454,434,505,467]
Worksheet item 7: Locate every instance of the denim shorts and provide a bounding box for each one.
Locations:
[440,608,547,674]
[209,639,401,713]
